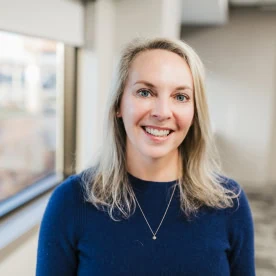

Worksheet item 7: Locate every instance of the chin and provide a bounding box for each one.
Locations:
[140,148,176,160]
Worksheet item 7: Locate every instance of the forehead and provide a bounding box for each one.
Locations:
[127,49,193,88]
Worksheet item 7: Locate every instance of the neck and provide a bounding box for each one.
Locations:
[126,150,181,182]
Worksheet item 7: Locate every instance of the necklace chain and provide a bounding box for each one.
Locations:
[133,184,177,240]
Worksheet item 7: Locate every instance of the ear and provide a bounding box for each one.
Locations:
[116,110,121,117]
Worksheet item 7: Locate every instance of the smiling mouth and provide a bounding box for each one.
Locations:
[141,126,174,137]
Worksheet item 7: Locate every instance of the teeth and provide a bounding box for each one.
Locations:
[144,127,170,137]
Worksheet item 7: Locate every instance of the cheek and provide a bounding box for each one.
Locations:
[121,97,149,124]
[122,102,137,124]
[177,106,194,129]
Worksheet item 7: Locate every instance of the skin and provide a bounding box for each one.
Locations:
[118,49,194,181]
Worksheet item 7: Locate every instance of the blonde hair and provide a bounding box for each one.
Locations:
[82,37,239,221]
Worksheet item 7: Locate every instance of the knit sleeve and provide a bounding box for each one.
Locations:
[227,179,255,276]
[36,175,82,276]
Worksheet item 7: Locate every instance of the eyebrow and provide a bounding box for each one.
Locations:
[133,80,193,92]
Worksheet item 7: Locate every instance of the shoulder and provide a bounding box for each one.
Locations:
[219,176,241,194]
[54,174,83,195]
[221,177,249,209]
[41,174,86,233]
[48,174,85,210]
[39,174,86,254]
[56,173,83,192]
[220,179,255,271]
[218,176,250,212]
[219,177,254,232]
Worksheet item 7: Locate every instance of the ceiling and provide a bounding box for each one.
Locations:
[181,0,276,25]
[230,0,276,5]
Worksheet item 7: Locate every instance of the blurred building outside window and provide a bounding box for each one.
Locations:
[0,31,63,207]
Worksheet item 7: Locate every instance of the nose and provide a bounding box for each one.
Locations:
[151,97,172,121]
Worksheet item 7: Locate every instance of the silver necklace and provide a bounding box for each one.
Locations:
[133,184,177,240]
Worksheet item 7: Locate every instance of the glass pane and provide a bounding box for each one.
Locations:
[0,31,62,202]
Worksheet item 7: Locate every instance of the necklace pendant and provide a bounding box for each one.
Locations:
[153,235,157,240]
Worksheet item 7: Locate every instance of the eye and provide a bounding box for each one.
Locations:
[137,89,151,98]
[175,94,188,102]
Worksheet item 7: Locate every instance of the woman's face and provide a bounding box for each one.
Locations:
[118,49,194,162]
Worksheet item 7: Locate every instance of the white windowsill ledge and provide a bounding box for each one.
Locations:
[0,174,63,252]
[0,192,51,251]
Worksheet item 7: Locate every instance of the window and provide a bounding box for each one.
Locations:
[0,31,65,217]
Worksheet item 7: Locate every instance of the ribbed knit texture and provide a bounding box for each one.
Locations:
[36,174,255,276]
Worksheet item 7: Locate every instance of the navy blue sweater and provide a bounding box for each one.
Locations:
[36,174,255,275]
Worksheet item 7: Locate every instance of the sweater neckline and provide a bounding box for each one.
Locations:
[127,172,178,187]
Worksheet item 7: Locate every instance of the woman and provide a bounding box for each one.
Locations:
[36,38,255,275]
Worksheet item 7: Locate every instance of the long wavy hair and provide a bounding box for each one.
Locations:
[81,37,239,221]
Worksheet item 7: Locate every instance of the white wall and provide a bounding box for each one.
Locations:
[0,0,84,46]
[182,9,276,186]
[181,0,228,25]
[114,0,182,51]
[76,0,116,171]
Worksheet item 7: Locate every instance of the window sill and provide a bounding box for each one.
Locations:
[0,174,63,251]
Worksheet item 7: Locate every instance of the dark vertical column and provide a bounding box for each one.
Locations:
[63,46,78,177]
